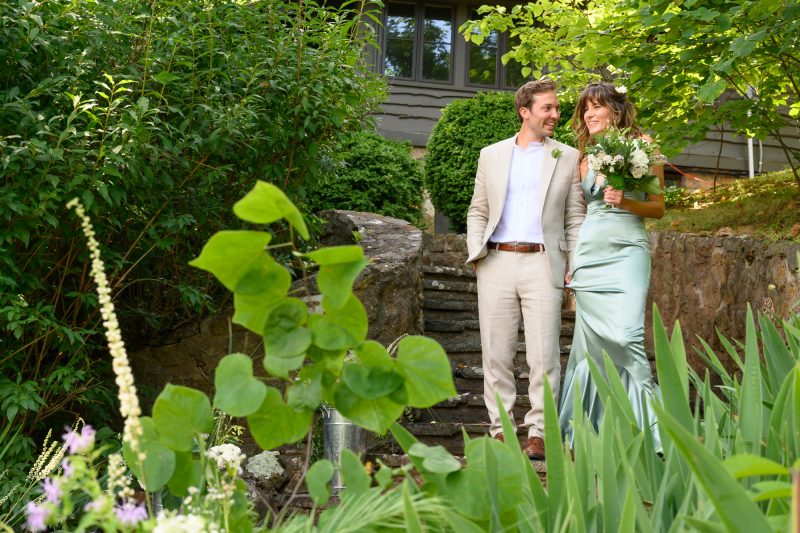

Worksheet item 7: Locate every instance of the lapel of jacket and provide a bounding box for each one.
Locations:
[492,137,516,217]
[539,137,558,216]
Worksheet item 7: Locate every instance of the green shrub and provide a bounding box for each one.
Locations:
[307,131,424,224]
[0,0,384,477]
[663,184,693,208]
[425,91,575,232]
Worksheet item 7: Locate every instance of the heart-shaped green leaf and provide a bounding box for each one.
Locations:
[263,353,305,379]
[307,246,369,309]
[232,292,284,335]
[396,336,456,408]
[287,368,323,411]
[408,442,462,474]
[233,181,309,240]
[333,381,404,434]
[152,384,214,452]
[167,450,204,497]
[214,353,267,417]
[342,363,405,400]
[247,387,312,450]
[122,417,176,492]
[323,294,367,344]
[189,231,272,292]
[310,317,352,350]
[355,341,393,370]
[306,459,335,506]
[263,299,311,358]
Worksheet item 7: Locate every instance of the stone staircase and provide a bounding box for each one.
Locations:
[371,234,576,456]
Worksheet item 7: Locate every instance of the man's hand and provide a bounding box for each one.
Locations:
[564,272,572,285]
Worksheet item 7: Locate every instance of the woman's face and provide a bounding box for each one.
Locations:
[583,99,614,136]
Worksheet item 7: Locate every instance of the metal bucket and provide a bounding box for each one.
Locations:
[321,406,366,494]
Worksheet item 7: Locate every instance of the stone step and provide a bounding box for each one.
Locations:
[422,265,476,279]
[423,278,477,293]
[424,318,576,337]
[433,337,572,355]
[423,298,479,312]
[424,318,480,332]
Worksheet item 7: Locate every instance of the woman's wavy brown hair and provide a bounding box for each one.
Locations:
[572,82,642,154]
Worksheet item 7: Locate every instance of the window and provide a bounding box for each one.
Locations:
[467,10,532,89]
[383,2,454,83]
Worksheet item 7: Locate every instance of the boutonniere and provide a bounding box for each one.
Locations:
[551,148,563,159]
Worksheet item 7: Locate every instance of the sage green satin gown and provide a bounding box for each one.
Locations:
[558,169,661,449]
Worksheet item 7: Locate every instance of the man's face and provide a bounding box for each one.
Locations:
[520,91,560,141]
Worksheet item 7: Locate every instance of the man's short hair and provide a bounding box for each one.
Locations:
[515,79,557,122]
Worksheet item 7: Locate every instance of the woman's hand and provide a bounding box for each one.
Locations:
[603,185,624,207]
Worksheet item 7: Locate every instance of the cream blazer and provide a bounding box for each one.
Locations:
[465,136,586,288]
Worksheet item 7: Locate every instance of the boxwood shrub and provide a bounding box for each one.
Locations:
[307,131,424,224]
[425,91,575,232]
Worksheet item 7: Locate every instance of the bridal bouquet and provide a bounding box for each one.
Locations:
[587,128,664,201]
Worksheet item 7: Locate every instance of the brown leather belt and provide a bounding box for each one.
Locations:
[488,241,545,253]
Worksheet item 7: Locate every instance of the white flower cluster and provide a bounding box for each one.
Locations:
[67,199,144,460]
[28,430,66,482]
[630,141,651,179]
[588,151,624,174]
[206,444,245,473]
[154,511,215,533]
[107,453,134,501]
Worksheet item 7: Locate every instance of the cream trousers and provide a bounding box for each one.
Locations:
[476,249,563,438]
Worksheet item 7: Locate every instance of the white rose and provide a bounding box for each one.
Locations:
[631,148,650,170]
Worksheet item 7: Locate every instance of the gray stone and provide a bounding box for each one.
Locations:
[244,451,288,492]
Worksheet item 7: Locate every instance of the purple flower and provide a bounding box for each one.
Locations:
[114,501,147,526]
[61,459,74,479]
[84,499,104,513]
[62,425,96,454]
[25,502,49,532]
[42,477,62,504]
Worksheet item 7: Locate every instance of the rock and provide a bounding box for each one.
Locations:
[129,209,424,396]
[791,223,800,238]
[316,210,424,346]
[244,451,287,492]
[715,227,734,237]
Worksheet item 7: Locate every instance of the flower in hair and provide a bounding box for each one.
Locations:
[615,85,627,94]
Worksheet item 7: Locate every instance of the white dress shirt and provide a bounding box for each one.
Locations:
[490,140,545,244]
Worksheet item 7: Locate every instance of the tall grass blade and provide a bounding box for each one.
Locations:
[717,329,745,370]
[542,377,567,530]
[669,319,689,398]
[653,305,692,432]
[402,481,424,533]
[654,404,773,532]
[766,367,798,461]
[740,305,764,454]
[759,314,795,397]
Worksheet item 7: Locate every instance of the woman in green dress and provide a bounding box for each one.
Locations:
[558,83,665,448]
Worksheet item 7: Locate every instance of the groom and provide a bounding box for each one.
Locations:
[466,78,585,459]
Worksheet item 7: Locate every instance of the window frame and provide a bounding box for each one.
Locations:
[464,6,530,90]
[381,0,456,85]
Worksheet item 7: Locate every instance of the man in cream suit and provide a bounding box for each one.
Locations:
[466,78,585,459]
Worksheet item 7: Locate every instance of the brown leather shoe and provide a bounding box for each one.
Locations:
[523,436,545,459]
[493,433,505,443]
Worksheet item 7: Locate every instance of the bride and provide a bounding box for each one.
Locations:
[558,82,665,448]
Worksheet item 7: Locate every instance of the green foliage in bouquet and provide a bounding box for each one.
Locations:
[586,128,664,196]
[425,92,575,232]
[305,131,424,225]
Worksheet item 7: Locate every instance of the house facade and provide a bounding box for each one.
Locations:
[368,0,796,182]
